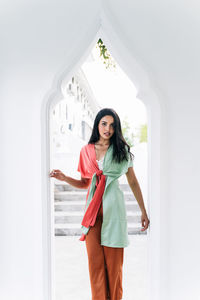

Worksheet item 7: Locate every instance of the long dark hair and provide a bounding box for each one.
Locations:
[88,108,134,163]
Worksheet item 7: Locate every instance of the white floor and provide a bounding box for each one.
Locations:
[54,235,148,300]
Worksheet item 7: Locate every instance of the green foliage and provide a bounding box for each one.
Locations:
[122,117,147,146]
[138,124,147,143]
[96,38,116,69]
[121,117,135,147]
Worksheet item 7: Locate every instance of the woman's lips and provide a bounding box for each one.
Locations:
[104,133,110,136]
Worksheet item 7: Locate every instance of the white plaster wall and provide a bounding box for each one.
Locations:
[0,1,200,300]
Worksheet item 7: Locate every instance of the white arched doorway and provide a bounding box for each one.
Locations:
[42,13,163,300]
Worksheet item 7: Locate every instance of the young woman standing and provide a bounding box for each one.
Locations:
[50,108,150,300]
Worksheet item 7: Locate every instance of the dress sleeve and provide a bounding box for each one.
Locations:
[128,152,133,168]
[77,146,91,178]
[77,147,84,175]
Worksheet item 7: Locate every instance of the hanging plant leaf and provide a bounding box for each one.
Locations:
[96,38,116,69]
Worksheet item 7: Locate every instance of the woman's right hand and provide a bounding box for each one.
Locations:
[49,169,66,181]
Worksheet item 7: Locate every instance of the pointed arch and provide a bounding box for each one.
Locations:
[41,12,163,300]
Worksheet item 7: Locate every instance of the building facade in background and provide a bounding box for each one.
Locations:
[51,63,101,178]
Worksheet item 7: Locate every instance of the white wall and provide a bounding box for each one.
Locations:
[0,1,200,300]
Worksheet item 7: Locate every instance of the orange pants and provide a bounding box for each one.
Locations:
[85,202,124,300]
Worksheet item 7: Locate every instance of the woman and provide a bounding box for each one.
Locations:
[50,108,150,300]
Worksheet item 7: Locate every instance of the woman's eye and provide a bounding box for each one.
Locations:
[101,123,114,127]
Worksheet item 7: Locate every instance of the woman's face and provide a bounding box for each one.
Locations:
[98,115,115,141]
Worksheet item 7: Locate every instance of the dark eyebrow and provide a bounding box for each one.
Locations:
[101,121,114,125]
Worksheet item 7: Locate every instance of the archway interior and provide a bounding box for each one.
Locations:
[50,38,149,300]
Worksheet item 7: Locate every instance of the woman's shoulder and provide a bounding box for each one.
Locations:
[81,143,93,150]
[79,143,93,154]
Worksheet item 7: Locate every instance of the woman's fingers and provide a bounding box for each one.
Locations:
[50,169,60,173]
[50,169,61,173]
[141,216,150,231]
[49,169,66,181]
[49,169,61,177]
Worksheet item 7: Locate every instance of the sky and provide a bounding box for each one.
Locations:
[81,44,147,132]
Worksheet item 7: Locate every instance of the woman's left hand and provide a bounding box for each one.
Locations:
[140,213,150,231]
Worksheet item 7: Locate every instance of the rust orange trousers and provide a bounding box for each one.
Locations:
[85,202,124,300]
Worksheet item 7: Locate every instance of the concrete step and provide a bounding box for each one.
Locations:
[55,184,87,192]
[55,191,87,201]
[54,222,142,229]
[54,225,146,236]
[54,211,141,216]
[54,200,140,212]
[54,222,143,229]
[54,190,135,201]
[54,199,138,205]
[55,183,134,192]
[55,216,141,223]
[54,211,141,223]
[55,200,87,205]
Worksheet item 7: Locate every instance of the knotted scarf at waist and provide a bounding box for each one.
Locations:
[79,170,106,241]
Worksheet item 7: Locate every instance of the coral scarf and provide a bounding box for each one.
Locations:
[77,143,108,241]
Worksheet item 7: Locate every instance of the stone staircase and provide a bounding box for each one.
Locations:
[54,183,147,236]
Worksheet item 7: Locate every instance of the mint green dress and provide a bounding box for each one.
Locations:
[79,144,133,248]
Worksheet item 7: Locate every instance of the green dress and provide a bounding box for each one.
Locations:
[78,143,133,248]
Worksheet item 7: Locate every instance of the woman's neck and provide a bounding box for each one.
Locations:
[96,137,110,146]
